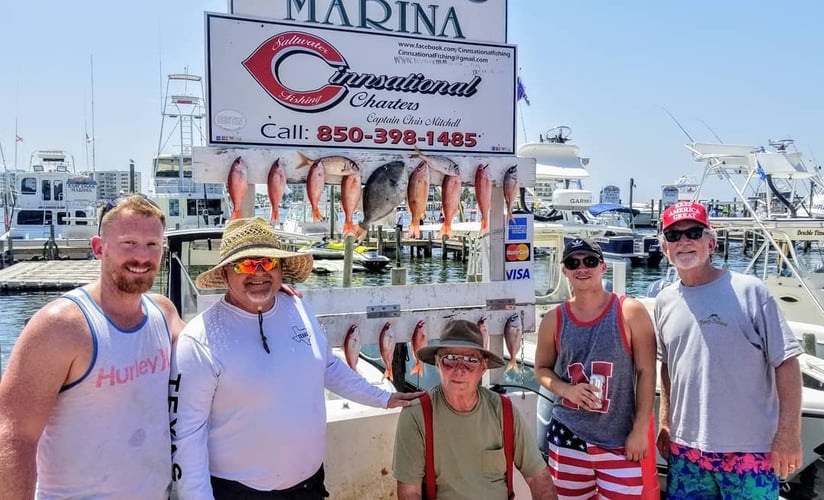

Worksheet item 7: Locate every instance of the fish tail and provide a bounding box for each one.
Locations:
[408,220,421,239]
[230,208,243,220]
[296,151,313,169]
[342,221,358,237]
[437,221,453,239]
[271,207,279,223]
[311,206,323,222]
[505,359,518,373]
[353,225,368,242]
[412,145,423,161]
[480,216,489,233]
[410,362,423,376]
[384,366,394,381]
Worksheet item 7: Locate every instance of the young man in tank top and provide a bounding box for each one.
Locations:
[655,202,802,499]
[0,195,187,498]
[535,237,657,499]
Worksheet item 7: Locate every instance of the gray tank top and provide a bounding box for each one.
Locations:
[551,294,636,449]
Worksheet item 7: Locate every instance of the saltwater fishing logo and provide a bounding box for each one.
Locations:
[243,31,481,113]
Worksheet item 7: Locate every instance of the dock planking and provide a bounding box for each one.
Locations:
[0,260,100,292]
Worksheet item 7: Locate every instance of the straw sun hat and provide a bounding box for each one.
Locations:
[195,217,314,289]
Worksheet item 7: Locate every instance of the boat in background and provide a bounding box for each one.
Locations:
[298,240,391,272]
[149,73,228,230]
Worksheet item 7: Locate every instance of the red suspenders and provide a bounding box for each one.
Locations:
[420,392,515,499]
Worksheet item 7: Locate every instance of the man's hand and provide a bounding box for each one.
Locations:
[387,391,425,408]
[560,382,602,411]
[656,426,671,459]
[771,428,802,478]
[624,426,648,462]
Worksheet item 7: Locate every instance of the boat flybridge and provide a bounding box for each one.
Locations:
[150,73,228,230]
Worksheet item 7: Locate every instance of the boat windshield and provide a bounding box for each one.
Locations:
[154,156,193,178]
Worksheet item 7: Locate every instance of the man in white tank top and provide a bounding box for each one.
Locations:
[0,195,187,499]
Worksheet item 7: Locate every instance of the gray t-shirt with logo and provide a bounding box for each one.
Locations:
[655,270,802,453]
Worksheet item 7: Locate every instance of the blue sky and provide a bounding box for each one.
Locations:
[1,0,822,201]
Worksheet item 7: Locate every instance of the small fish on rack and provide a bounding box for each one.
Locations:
[438,174,461,239]
[411,147,461,177]
[379,322,396,381]
[474,164,492,233]
[340,170,362,237]
[409,320,427,376]
[343,324,361,373]
[406,161,430,239]
[503,165,519,221]
[295,152,360,176]
[305,161,325,222]
[266,159,286,222]
[227,156,248,221]
[504,312,523,373]
[477,316,489,350]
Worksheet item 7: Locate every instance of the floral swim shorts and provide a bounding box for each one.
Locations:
[666,442,778,499]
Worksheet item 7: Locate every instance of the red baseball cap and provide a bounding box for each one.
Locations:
[661,201,710,231]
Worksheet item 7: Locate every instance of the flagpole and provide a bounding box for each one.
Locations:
[14,118,19,171]
[518,101,528,144]
[90,55,96,174]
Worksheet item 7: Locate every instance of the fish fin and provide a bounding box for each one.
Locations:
[410,362,423,376]
[230,209,243,221]
[353,225,368,242]
[408,221,421,239]
[296,151,313,169]
[412,145,423,161]
[271,208,279,223]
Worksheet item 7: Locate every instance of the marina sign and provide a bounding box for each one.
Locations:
[206,12,516,153]
[229,0,508,43]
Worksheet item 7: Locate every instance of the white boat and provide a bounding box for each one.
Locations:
[0,151,98,261]
[149,73,228,230]
[298,240,391,272]
[519,127,663,268]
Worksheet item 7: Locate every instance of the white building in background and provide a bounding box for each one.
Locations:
[82,170,142,202]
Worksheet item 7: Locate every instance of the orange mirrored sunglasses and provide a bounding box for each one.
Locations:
[232,257,279,275]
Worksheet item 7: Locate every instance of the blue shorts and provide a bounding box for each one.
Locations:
[667,442,778,499]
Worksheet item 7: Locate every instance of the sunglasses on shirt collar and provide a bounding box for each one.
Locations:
[563,255,602,270]
[663,226,705,242]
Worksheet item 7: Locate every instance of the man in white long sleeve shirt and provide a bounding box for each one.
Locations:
[170,217,422,499]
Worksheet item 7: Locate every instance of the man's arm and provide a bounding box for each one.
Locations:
[656,363,671,459]
[771,356,802,478]
[149,293,187,343]
[622,298,657,462]
[0,300,89,497]
[397,481,423,500]
[524,468,558,500]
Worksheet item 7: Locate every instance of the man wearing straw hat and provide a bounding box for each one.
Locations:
[393,319,557,499]
[171,216,422,499]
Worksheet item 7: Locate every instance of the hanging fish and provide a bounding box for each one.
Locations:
[409,320,427,376]
[406,161,430,239]
[474,164,492,233]
[411,147,461,177]
[355,161,408,241]
[296,152,360,176]
[504,313,523,373]
[379,322,396,381]
[266,159,286,223]
[305,162,325,222]
[340,171,362,237]
[477,316,489,350]
[503,165,519,221]
[227,156,248,221]
[438,174,461,239]
[343,324,361,373]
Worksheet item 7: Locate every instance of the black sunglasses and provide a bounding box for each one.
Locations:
[563,255,602,270]
[98,194,161,234]
[663,227,705,242]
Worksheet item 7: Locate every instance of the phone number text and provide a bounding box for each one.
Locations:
[317,126,478,148]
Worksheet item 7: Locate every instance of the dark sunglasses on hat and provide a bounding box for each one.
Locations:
[663,226,705,242]
[563,255,602,270]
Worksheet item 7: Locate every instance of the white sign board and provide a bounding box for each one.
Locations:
[207,13,516,153]
[600,185,620,205]
[229,0,508,43]
[661,186,679,207]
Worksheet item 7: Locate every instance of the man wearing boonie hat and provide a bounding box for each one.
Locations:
[534,237,658,499]
[171,217,422,499]
[393,319,557,499]
[655,201,802,499]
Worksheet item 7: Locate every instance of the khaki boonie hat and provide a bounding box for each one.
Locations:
[195,217,314,289]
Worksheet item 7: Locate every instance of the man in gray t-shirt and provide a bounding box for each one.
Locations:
[654,201,802,499]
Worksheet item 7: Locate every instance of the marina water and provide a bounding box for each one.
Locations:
[1,245,820,373]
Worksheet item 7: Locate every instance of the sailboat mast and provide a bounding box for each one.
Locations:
[90,55,96,174]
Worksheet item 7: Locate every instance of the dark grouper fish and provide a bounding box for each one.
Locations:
[355,160,408,241]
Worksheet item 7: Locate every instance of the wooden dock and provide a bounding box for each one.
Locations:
[0,260,100,292]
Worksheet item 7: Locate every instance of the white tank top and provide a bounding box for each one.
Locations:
[35,288,172,499]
